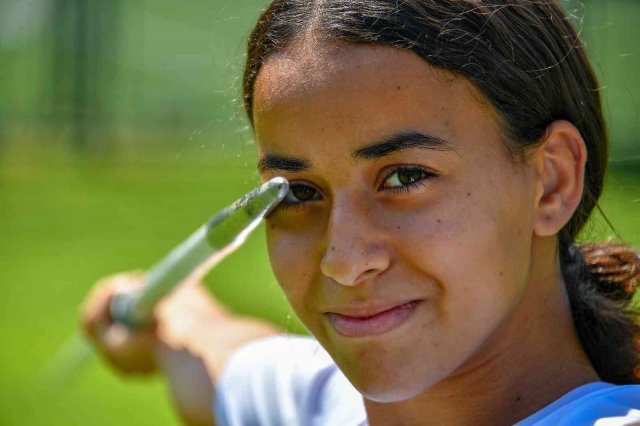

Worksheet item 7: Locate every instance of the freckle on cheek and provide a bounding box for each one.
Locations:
[436,219,442,224]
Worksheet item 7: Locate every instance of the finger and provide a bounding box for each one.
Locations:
[101,323,158,374]
[79,282,113,340]
[79,272,144,339]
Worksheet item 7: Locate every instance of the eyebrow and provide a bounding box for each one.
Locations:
[257,131,454,173]
[258,154,310,172]
[352,131,454,160]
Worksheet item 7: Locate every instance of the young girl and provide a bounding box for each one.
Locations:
[81,1,640,425]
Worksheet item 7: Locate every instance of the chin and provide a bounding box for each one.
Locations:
[351,372,436,404]
[358,382,426,404]
[327,338,450,404]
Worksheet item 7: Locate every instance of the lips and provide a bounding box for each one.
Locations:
[325,300,421,338]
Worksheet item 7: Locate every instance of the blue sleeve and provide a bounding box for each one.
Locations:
[214,334,367,426]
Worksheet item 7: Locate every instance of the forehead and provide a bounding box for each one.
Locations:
[253,41,469,113]
[252,41,502,158]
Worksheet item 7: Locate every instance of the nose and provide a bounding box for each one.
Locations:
[320,195,391,286]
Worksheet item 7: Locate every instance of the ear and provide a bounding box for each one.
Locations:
[532,120,587,237]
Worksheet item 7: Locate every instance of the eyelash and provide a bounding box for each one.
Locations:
[278,183,321,211]
[278,165,438,211]
[279,198,312,211]
[379,165,439,194]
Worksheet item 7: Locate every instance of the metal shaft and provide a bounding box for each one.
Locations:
[109,177,289,328]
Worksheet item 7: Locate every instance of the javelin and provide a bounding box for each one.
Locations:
[42,177,289,384]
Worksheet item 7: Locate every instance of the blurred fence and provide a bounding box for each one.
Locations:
[1,0,265,161]
[0,0,638,161]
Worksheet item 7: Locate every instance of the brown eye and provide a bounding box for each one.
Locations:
[382,166,434,191]
[291,185,317,201]
[282,183,322,206]
[397,169,424,185]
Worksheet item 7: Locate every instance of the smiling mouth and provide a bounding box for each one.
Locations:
[325,300,422,338]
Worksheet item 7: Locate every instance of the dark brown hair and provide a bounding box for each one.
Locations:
[243,0,640,383]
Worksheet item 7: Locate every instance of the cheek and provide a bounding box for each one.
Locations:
[392,178,534,311]
[265,220,321,308]
[266,224,301,284]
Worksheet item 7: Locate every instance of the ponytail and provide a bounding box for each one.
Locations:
[562,242,640,384]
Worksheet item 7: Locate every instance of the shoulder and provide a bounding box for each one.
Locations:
[516,382,640,426]
[214,334,366,426]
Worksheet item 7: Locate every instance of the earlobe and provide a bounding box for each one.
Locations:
[532,120,587,237]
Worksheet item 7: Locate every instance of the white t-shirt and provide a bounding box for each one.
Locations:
[214,335,640,426]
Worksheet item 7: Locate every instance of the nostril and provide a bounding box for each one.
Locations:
[320,236,391,286]
[355,268,379,282]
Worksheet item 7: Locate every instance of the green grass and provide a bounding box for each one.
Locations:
[0,148,638,426]
[0,151,301,426]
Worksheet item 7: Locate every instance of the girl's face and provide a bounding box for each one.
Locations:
[255,43,541,402]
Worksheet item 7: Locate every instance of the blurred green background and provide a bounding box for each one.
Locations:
[0,0,638,425]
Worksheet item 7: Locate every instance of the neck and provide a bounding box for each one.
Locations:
[365,242,599,426]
